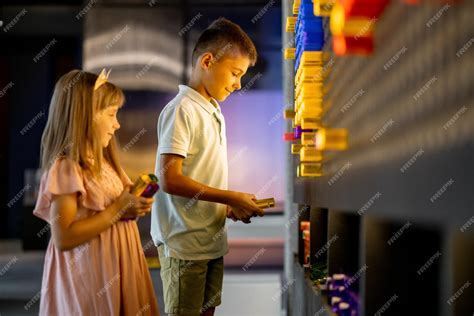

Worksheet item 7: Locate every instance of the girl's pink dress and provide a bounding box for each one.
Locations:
[33,158,160,316]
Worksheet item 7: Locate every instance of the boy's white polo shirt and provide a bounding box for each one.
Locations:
[151,85,229,260]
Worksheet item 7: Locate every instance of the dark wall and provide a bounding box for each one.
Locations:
[1,19,82,238]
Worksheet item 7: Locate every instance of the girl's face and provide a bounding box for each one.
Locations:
[94,105,121,148]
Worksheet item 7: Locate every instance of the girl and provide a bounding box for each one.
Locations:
[33,69,160,315]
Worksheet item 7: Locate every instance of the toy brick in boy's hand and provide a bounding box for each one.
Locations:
[130,174,159,198]
[255,198,275,209]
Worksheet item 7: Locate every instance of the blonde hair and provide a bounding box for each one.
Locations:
[40,69,125,178]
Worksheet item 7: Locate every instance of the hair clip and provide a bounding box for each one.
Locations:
[94,68,111,91]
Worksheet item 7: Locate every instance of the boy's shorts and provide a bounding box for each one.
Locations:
[158,245,224,315]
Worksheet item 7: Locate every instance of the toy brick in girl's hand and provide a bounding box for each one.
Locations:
[130,174,159,198]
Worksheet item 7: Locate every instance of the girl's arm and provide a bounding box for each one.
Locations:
[50,189,152,251]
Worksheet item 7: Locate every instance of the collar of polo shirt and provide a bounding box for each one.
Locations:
[178,85,222,115]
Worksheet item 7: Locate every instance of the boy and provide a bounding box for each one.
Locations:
[151,18,265,316]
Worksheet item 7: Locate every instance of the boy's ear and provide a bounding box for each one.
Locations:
[200,52,214,70]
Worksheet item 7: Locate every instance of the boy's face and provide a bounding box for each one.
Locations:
[200,50,250,102]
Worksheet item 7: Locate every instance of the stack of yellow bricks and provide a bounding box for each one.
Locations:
[284,0,348,178]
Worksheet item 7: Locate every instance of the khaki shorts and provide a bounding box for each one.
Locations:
[158,246,224,315]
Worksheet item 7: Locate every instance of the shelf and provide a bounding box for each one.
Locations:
[294,145,474,228]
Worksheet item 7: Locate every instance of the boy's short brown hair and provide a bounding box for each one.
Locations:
[191,17,257,67]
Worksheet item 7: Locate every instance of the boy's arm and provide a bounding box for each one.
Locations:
[160,153,263,219]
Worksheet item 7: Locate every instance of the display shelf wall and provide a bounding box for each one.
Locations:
[284,0,474,315]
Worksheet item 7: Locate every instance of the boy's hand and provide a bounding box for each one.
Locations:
[228,192,264,220]
[227,206,252,224]
[226,205,238,221]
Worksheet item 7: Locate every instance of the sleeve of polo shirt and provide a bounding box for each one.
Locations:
[158,104,193,158]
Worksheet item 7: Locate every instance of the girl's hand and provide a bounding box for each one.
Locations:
[115,185,154,220]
